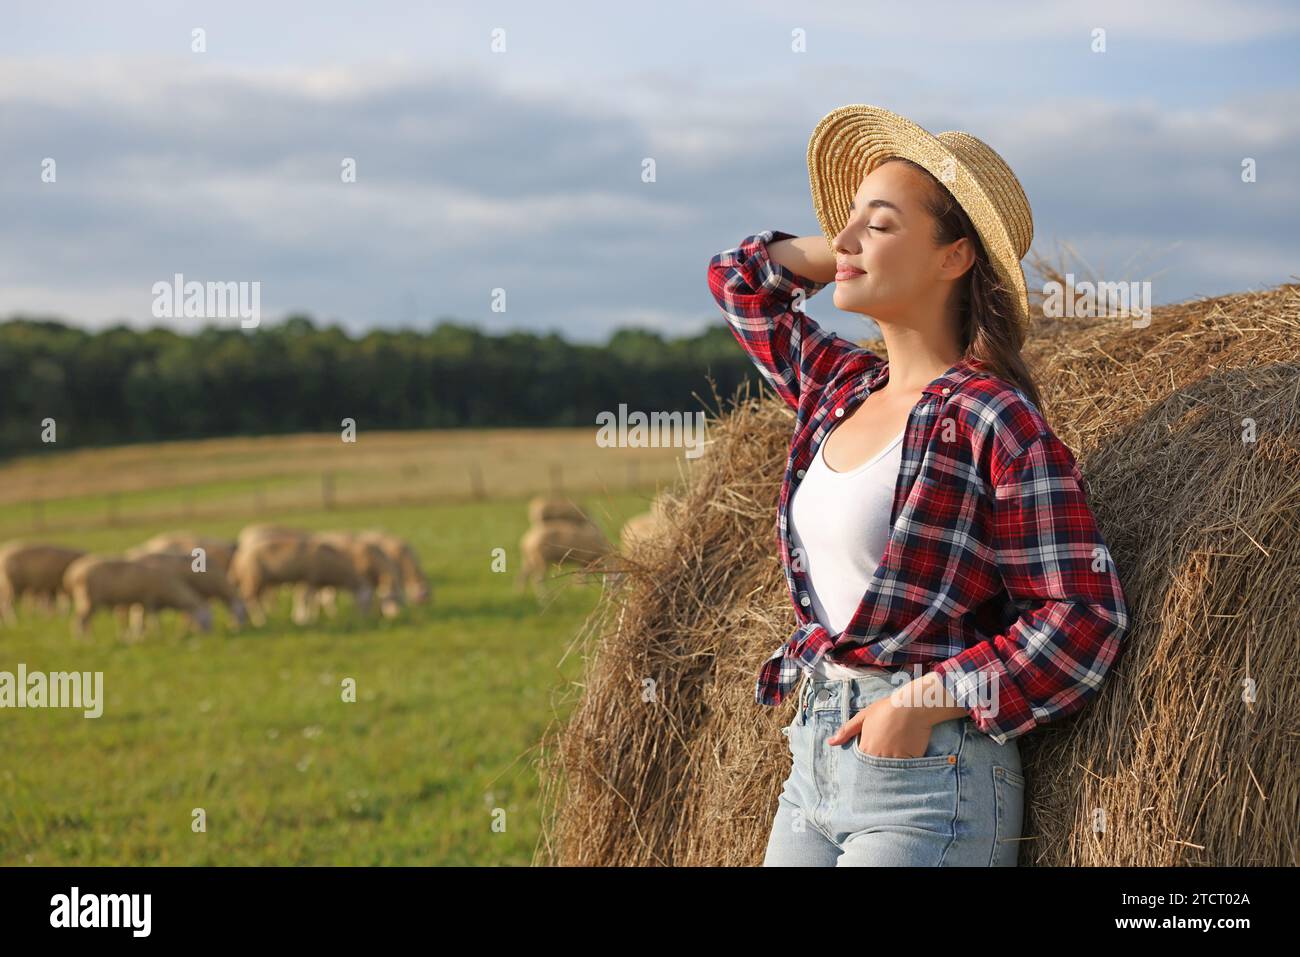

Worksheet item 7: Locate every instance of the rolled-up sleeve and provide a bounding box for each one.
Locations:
[706,229,858,411]
[930,431,1129,744]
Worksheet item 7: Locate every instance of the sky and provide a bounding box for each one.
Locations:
[2,0,1298,344]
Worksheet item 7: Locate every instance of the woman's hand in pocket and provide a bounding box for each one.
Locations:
[826,694,934,758]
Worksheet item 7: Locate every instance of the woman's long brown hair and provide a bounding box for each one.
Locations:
[880,156,1045,416]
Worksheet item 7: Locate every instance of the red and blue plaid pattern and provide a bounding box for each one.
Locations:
[707,229,1129,744]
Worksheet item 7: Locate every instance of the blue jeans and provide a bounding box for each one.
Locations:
[762,670,1025,866]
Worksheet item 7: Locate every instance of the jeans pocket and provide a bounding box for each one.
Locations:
[850,738,958,769]
[991,764,1025,866]
[845,687,961,768]
[848,715,964,769]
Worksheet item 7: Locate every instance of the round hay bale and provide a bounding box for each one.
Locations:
[536,282,1300,866]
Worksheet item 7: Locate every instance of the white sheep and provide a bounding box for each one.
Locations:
[619,510,668,553]
[228,534,372,626]
[527,495,594,528]
[129,550,249,629]
[63,554,213,639]
[236,523,309,548]
[361,530,432,605]
[126,532,238,575]
[231,524,314,618]
[515,519,614,597]
[309,531,405,620]
[310,530,432,618]
[0,542,87,625]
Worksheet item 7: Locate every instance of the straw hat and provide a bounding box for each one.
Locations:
[807,104,1035,343]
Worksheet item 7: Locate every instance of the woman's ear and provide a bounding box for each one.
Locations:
[942,236,977,279]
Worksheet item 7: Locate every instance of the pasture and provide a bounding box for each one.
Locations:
[0,430,684,864]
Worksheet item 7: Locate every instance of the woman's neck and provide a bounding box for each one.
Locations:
[874,324,963,394]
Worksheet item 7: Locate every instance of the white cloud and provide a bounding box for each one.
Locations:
[762,0,1300,44]
[0,16,1296,338]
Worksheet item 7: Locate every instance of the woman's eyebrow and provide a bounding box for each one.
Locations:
[849,198,903,215]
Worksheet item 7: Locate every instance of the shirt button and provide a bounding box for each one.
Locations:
[941,387,951,395]
[796,469,806,479]
[834,407,844,417]
[799,595,810,607]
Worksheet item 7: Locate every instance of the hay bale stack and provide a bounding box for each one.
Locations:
[536,390,797,866]
[537,280,1300,867]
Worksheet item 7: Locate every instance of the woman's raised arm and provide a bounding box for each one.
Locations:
[707,229,859,411]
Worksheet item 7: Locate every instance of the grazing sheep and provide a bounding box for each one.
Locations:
[527,495,594,528]
[232,524,313,616]
[63,555,212,639]
[310,531,405,619]
[228,535,372,626]
[619,510,668,553]
[312,530,431,617]
[237,523,309,548]
[0,542,87,625]
[362,530,432,605]
[129,551,248,628]
[126,532,237,575]
[516,519,614,597]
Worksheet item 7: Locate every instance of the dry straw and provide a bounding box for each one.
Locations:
[535,277,1300,867]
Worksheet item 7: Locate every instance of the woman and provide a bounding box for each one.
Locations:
[706,105,1129,866]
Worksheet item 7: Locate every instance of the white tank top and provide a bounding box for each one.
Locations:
[788,424,907,679]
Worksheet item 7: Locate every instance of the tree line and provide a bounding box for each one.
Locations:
[0,314,765,457]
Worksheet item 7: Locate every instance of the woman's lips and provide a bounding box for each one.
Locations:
[835,266,866,280]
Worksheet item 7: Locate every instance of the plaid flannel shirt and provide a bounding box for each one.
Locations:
[707,229,1129,744]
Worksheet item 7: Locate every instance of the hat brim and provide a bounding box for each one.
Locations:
[807,104,1030,339]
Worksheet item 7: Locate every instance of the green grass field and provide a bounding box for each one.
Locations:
[0,428,687,537]
[0,490,660,865]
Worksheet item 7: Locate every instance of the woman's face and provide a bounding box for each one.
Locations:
[830,161,967,324]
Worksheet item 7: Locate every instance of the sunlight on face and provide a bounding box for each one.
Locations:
[830,161,962,327]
